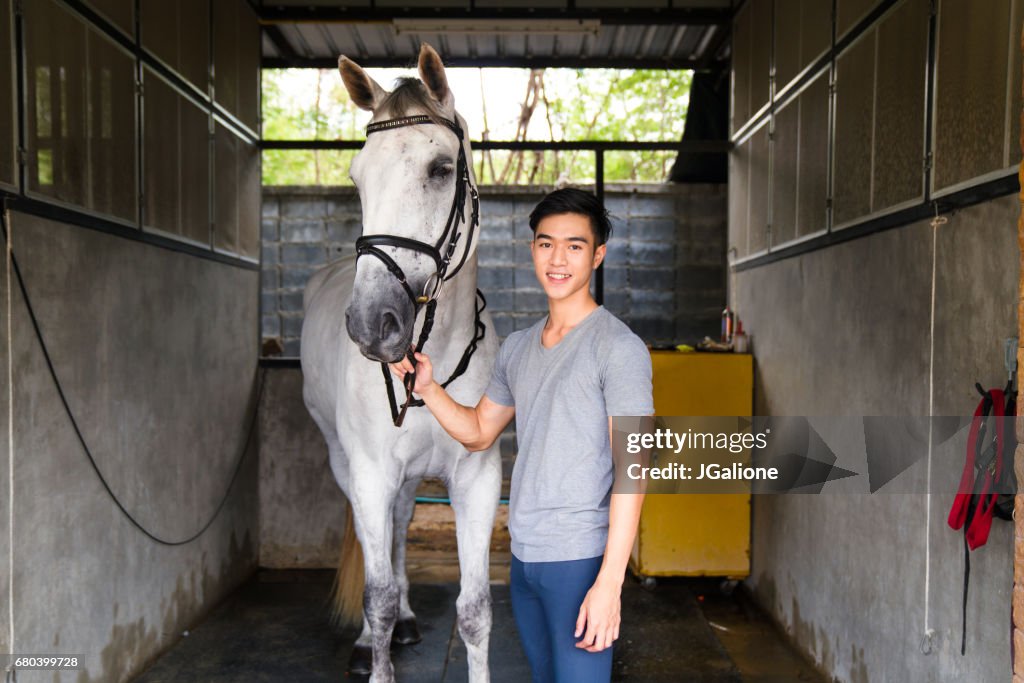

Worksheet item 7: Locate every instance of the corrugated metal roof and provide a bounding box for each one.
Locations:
[258,1,735,70]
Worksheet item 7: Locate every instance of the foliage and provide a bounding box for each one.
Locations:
[262,68,691,186]
[262,69,360,185]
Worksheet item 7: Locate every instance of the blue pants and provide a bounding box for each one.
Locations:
[510,554,613,683]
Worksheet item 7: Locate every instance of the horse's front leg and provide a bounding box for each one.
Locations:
[392,478,422,644]
[448,447,502,683]
[350,481,400,683]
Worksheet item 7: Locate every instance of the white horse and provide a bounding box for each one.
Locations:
[300,44,502,683]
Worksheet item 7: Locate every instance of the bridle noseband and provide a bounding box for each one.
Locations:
[355,113,486,427]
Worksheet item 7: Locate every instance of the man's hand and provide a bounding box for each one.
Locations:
[387,351,514,451]
[389,351,435,396]
[574,576,622,652]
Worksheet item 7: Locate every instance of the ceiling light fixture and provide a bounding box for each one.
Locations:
[392,19,600,36]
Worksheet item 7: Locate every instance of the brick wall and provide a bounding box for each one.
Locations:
[261,184,727,357]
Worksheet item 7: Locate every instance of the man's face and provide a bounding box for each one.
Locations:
[530,212,607,302]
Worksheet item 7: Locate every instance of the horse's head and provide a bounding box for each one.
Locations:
[338,44,477,363]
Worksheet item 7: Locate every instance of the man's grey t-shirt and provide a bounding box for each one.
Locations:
[485,306,654,563]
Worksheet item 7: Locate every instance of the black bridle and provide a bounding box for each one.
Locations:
[355,114,485,427]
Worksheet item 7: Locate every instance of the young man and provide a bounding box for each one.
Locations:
[390,188,653,682]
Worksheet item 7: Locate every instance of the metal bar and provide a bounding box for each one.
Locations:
[732,0,902,143]
[733,172,1019,272]
[258,7,732,26]
[922,0,937,202]
[14,0,25,192]
[594,149,604,305]
[260,139,732,153]
[208,0,216,249]
[60,0,134,52]
[825,0,837,233]
[833,0,900,54]
[1,191,260,271]
[135,0,144,230]
[262,55,701,70]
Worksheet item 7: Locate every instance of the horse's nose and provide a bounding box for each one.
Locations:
[344,296,411,362]
[379,309,402,345]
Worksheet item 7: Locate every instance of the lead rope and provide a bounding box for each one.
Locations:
[381,290,487,427]
[384,298,438,427]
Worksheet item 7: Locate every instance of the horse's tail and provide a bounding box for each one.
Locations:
[330,501,365,627]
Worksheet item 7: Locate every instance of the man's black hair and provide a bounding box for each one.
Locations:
[528,188,613,246]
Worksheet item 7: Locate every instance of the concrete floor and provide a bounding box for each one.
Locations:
[133,566,825,683]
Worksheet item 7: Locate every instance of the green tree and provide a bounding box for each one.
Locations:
[262,69,359,185]
[262,68,691,186]
[541,69,692,183]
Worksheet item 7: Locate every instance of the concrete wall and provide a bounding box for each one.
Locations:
[2,0,263,680]
[737,195,1018,683]
[258,368,346,568]
[5,214,260,682]
[260,183,728,355]
[730,0,1022,681]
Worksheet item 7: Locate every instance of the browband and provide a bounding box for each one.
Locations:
[366,114,464,138]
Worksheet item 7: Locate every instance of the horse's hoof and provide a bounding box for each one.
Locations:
[392,618,422,645]
[347,645,373,676]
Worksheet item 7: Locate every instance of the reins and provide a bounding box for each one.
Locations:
[380,290,488,427]
[355,114,484,427]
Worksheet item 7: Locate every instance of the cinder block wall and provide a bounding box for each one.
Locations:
[256,183,729,569]
[260,183,727,355]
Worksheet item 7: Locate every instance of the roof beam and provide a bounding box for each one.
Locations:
[262,55,703,70]
[697,25,732,69]
[261,139,733,152]
[257,7,731,26]
[263,24,301,61]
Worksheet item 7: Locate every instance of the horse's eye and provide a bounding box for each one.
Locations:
[429,162,453,180]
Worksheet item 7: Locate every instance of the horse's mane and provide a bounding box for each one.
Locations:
[378,77,447,122]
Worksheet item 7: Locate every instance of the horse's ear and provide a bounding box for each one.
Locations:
[338,55,386,111]
[417,43,454,111]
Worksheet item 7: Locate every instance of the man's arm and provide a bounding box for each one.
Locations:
[574,416,646,652]
[390,352,514,451]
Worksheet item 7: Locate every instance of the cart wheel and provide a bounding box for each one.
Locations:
[641,576,657,591]
[719,579,739,596]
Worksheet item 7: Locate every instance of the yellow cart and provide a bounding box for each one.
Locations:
[629,351,753,584]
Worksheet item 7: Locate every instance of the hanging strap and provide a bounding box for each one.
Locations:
[960,533,971,655]
[948,392,995,531]
[951,388,1008,655]
[966,389,1005,550]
